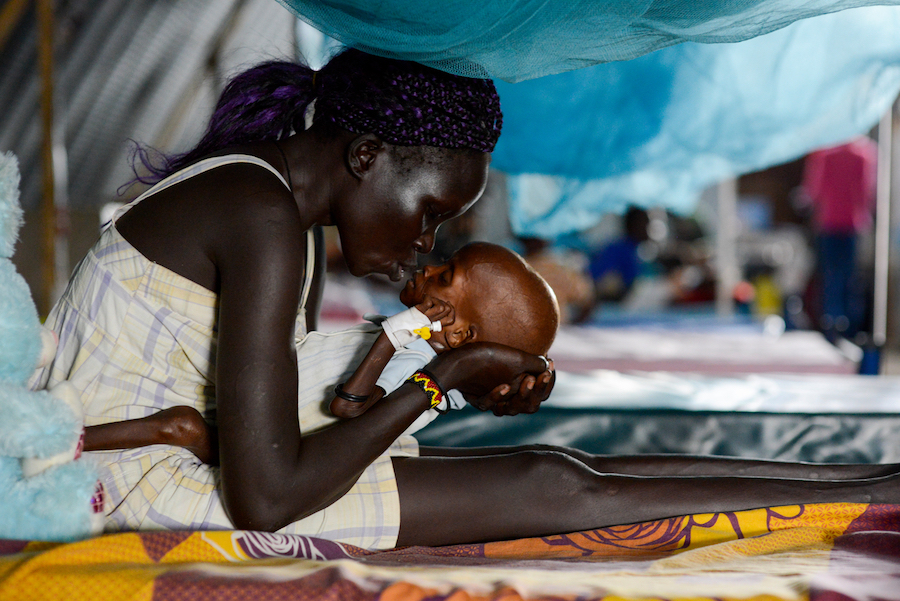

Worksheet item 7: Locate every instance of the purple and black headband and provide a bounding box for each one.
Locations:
[132,49,501,183]
[315,50,502,153]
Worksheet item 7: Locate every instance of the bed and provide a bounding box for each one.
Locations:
[549,311,858,376]
[5,365,900,600]
[3,502,900,600]
[328,280,859,377]
[417,369,900,463]
[4,271,888,598]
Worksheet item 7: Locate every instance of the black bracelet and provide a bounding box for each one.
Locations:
[432,399,450,415]
[333,382,370,403]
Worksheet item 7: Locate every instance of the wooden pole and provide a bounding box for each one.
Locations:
[715,177,738,316]
[37,0,55,316]
[0,0,30,52]
[873,105,894,348]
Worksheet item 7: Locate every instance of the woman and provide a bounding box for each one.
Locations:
[32,48,552,549]
[32,48,900,551]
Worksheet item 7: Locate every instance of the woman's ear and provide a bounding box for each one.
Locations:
[347,134,384,180]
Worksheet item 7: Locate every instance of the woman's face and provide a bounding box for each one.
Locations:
[335,147,490,281]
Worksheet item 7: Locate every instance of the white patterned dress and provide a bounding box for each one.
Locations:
[30,155,416,550]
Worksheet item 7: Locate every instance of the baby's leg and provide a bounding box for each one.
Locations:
[393,450,900,547]
[85,406,217,464]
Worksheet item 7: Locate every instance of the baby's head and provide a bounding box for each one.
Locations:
[399,242,560,356]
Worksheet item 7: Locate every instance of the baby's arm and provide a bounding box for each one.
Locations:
[329,331,395,418]
[330,296,452,419]
[84,406,218,465]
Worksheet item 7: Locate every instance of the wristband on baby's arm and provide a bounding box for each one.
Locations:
[406,369,450,414]
[333,382,370,404]
[381,307,443,350]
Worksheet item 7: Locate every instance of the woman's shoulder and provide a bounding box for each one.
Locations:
[168,155,301,235]
[187,156,291,206]
[116,153,304,292]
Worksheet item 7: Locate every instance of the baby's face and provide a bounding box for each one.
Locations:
[399,243,518,353]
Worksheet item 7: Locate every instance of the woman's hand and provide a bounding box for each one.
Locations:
[428,343,554,415]
[467,360,555,416]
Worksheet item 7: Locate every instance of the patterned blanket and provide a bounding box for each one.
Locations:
[2,502,899,600]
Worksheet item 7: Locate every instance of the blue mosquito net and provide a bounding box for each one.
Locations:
[280,1,900,236]
[497,6,900,236]
[277,0,899,82]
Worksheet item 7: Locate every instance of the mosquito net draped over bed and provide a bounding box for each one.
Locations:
[497,6,900,236]
[275,0,899,82]
[278,1,900,235]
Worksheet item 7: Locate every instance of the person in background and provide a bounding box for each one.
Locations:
[588,205,650,302]
[801,136,877,342]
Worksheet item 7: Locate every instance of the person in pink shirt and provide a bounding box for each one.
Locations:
[802,136,877,341]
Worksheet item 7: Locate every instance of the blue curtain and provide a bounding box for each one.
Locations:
[496,7,900,236]
[277,0,899,82]
[280,1,900,236]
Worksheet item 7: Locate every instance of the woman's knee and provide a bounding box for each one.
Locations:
[510,449,601,499]
[513,443,593,462]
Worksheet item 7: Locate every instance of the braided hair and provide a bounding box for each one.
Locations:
[133,48,502,183]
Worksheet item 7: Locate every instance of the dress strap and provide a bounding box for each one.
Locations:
[113,154,290,223]
[113,154,316,319]
[299,228,316,320]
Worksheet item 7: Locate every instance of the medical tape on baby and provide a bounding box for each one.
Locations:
[406,370,448,412]
[382,307,442,350]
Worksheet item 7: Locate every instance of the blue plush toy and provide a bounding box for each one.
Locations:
[0,151,102,541]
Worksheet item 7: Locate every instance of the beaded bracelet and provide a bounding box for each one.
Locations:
[333,382,370,404]
[406,369,449,414]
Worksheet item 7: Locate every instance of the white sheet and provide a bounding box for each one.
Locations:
[549,326,856,374]
[549,370,900,414]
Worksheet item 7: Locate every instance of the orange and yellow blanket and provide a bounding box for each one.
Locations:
[2,502,899,601]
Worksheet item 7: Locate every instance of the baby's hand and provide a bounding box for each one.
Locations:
[415,295,454,328]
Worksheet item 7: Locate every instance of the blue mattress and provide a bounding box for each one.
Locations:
[415,371,900,464]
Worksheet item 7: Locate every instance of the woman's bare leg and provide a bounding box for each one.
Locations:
[418,445,897,480]
[393,450,900,547]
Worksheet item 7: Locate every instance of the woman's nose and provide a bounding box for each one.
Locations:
[413,231,436,254]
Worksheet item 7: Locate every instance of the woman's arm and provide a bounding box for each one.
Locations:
[216,207,544,532]
[211,184,443,532]
[424,342,552,404]
[208,171,548,533]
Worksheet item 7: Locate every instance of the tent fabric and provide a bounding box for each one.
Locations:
[276,0,899,83]
[279,2,900,236]
[496,6,900,236]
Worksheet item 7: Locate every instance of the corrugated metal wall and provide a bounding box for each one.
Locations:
[0,0,299,311]
[1,0,298,211]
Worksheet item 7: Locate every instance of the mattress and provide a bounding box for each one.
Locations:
[416,370,900,463]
